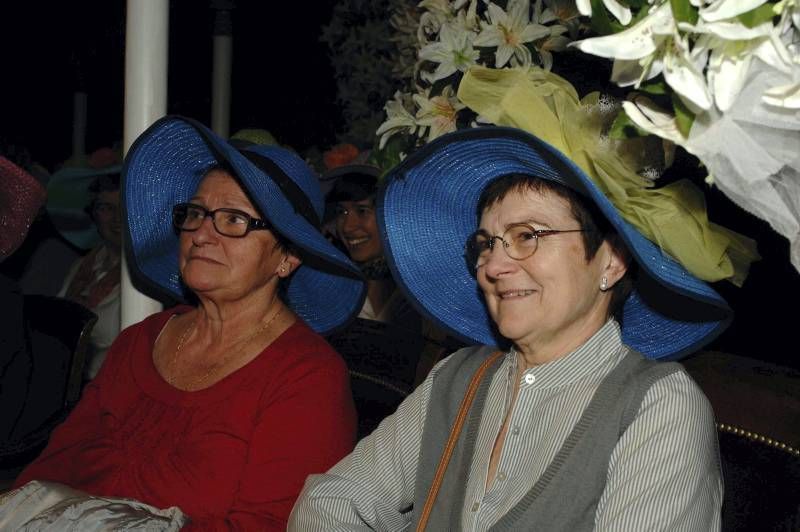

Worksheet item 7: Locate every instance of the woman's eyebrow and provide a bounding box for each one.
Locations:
[504,218,553,230]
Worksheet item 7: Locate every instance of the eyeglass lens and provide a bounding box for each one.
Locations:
[172,203,253,237]
[467,224,540,268]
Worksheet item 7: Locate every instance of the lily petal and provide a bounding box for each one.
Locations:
[763,81,800,108]
[663,41,714,110]
[603,0,633,25]
[610,59,649,86]
[570,3,673,60]
[701,0,770,22]
[622,97,686,143]
[710,50,753,111]
[575,0,592,17]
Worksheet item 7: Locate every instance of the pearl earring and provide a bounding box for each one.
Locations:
[600,276,608,291]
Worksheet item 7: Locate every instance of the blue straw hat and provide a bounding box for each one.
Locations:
[377,127,731,360]
[122,116,365,335]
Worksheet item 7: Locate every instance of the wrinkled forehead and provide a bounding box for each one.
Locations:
[195,167,257,206]
[479,185,576,228]
[479,175,579,220]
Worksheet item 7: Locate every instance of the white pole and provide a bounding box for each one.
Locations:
[121,0,169,328]
[72,92,88,165]
[211,6,233,138]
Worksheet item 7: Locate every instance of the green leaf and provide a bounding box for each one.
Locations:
[368,134,411,175]
[669,0,699,25]
[737,4,776,28]
[609,110,651,139]
[589,0,618,35]
[672,93,695,138]
[639,80,669,95]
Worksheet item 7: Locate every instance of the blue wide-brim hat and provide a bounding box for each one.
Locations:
[122,116,365,335]
[378,127,731,360]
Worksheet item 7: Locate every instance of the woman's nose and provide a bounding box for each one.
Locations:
[481,243,515,278]
[341,212,360,233]
[191,215,218,245]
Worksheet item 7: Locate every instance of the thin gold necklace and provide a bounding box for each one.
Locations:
[169,304,284,388]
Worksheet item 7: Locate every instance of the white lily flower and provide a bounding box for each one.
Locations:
[683,18,793,111]
[473,0,551,67]
[453,0,481,34]
[418,0,454,43]
[544,0,581,25]
[573,3,712,110]
[571,2,674,61]
[414,86,466,141]
[376,91,419,149]
[419,22,480,82]
[575,0,632,25]
[700,0,770,22]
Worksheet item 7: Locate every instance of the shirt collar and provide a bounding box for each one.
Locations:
[506,319,625,389]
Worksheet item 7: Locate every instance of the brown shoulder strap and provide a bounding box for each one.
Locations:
[416,350,504,532]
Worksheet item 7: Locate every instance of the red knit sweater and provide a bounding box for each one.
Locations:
[15,307,357,530]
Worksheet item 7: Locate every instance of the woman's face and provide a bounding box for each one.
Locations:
[334,198,383,263]
[93,189,122,250]
[178,169,289,301]
[476,187,622,355]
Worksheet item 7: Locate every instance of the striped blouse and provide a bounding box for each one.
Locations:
[289,320,723,531]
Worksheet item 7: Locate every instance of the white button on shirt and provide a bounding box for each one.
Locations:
[523,373,536,384]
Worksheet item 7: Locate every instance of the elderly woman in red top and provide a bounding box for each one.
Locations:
[14,116,365,530]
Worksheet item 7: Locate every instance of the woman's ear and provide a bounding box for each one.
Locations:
[277,253,302,278]
[600,238,629,290]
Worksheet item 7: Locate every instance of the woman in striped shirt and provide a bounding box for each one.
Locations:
[290,126,730,531]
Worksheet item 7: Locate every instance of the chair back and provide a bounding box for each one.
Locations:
[0,296,96,472]
[683,351,800,531]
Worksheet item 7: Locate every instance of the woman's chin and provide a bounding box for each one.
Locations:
[181,274,221,295]
[495,316,535,345]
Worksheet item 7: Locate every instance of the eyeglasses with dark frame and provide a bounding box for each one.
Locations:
[172,202,270,238]
[465,222,586,270]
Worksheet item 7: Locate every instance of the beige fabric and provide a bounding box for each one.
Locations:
[0,481,186,531]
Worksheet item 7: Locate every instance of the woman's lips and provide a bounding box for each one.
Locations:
[188,255,223,265]
[345,236,369,248]
[498,289,535,299]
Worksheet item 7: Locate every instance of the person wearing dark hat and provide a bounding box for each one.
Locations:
[14,117,365,530]
[56,170,122,380]
[290,127,729,530]
[0,155,46,445]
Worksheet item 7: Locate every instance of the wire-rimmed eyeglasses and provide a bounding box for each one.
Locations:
[172,202,270,238]
[465,223,585,270]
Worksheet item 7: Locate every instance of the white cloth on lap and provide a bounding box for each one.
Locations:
[0,480,187,531]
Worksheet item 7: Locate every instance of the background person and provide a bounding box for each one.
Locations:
[0,155,46,447]
[323,164,459,438]
[290,127,729,531]
[57,171,121,379]
[13,116,365,530]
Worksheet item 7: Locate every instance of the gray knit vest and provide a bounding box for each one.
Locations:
[410,344,681,531]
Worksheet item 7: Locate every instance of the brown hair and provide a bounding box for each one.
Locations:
[476,173,634,319]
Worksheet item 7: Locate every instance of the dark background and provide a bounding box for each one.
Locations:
[0,0,343,168]
[1,1,798,368]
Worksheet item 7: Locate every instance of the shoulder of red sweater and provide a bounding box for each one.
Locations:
[272,319,347,371]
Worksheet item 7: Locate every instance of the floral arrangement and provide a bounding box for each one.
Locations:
[375,0,586,155]
[368,0,799,275]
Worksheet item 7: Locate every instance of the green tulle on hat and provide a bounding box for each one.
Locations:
[457,66,759,286]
